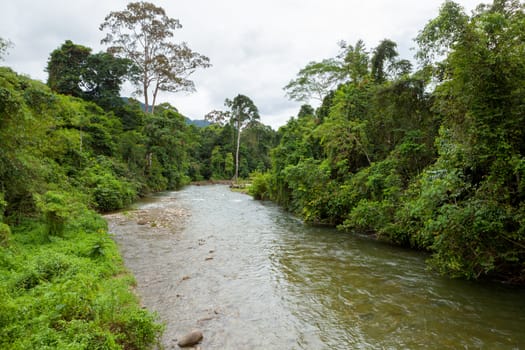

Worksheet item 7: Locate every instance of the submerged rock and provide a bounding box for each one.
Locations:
[177,329,203,347]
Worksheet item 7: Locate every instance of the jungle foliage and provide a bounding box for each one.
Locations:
[0,48,273,348]
[2,2,525,347]
[0,65,170,348]
[0,36,272,350]
[251,0,525,284]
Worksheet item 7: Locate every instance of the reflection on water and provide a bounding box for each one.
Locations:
[272,219,525,349]
[111,185,525,349]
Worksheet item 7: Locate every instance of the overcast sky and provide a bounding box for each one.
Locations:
[1,0,482,128]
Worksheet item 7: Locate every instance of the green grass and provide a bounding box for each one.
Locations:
[0,212,163,349]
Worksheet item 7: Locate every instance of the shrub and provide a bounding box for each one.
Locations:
[341,199,395,234]
[79,161,137,212]
[35,191,75,237]
[0,192,6,219]
[249,171,272,200]
[111,309,164,350]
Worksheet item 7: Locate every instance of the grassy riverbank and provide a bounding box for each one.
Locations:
[0,211,163,349]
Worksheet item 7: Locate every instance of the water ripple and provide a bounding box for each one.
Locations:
[110,185,525,349]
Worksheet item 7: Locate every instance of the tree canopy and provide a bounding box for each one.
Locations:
[46,40,132,109]
[205,94,261,180]
[99,1,210,113]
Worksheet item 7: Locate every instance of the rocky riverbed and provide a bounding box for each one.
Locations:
[105,194,207,349]
[104,195,190,232]
[103,187,293,349]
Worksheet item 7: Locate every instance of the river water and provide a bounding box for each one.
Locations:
[108,185,525,349]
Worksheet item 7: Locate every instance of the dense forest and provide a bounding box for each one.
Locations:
[0,0,524,348]
[0,2,276,348]
[0,64,274,349]
[250,0,525,284]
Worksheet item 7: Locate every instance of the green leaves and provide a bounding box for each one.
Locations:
[0,217,162,349]
[254,0,525,283]
[371,39,399,83]
[415,0,469,64]
[284,58,343,102]
[46,40,133,110]
[0,223,11,247]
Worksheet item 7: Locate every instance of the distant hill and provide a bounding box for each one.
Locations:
[185,118,210,127]
[122,97,210,128]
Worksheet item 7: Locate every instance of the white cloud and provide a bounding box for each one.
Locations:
[1,0,482,128]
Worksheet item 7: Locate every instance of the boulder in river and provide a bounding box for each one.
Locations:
[177,329,203,347]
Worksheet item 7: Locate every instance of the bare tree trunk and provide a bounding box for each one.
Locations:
[151,82,159,114]
[143,78,150,113]
[234,121,241,181]
[143,43,150,113]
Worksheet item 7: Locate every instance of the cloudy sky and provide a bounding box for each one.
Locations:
[1,0,482,128]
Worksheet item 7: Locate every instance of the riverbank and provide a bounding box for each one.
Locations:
[105,192,195,348]
[191,180,233,186]
[191,179,251,194]
[0,212,163,349]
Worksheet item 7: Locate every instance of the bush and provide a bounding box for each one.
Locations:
[93,174,136,212]
[111,309,164,350]
[341,199,395,234]
[79,161,137,212]
[249,171,272,200]
[35,191,76,237]
[0,192,6,219]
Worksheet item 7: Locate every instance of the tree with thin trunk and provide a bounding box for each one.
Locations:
[226,95,260,181]
[205,94,260,181]
[283,58,341,103]
[283,40,370,104]
[99,1,210,113]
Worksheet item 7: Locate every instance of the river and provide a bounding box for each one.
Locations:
[107,185,525,349]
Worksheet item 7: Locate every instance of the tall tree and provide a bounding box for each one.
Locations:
[370,39,399,83]
[46,40,132,109]
[226,95,260,180]
[99,1,210,113]
[46,40,91,97]
[283,59,342,102]
[337,39,369,83]
[284,40,370,104]
[206,95,260,180]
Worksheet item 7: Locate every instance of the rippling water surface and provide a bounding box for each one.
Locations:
[109,185,525,349]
